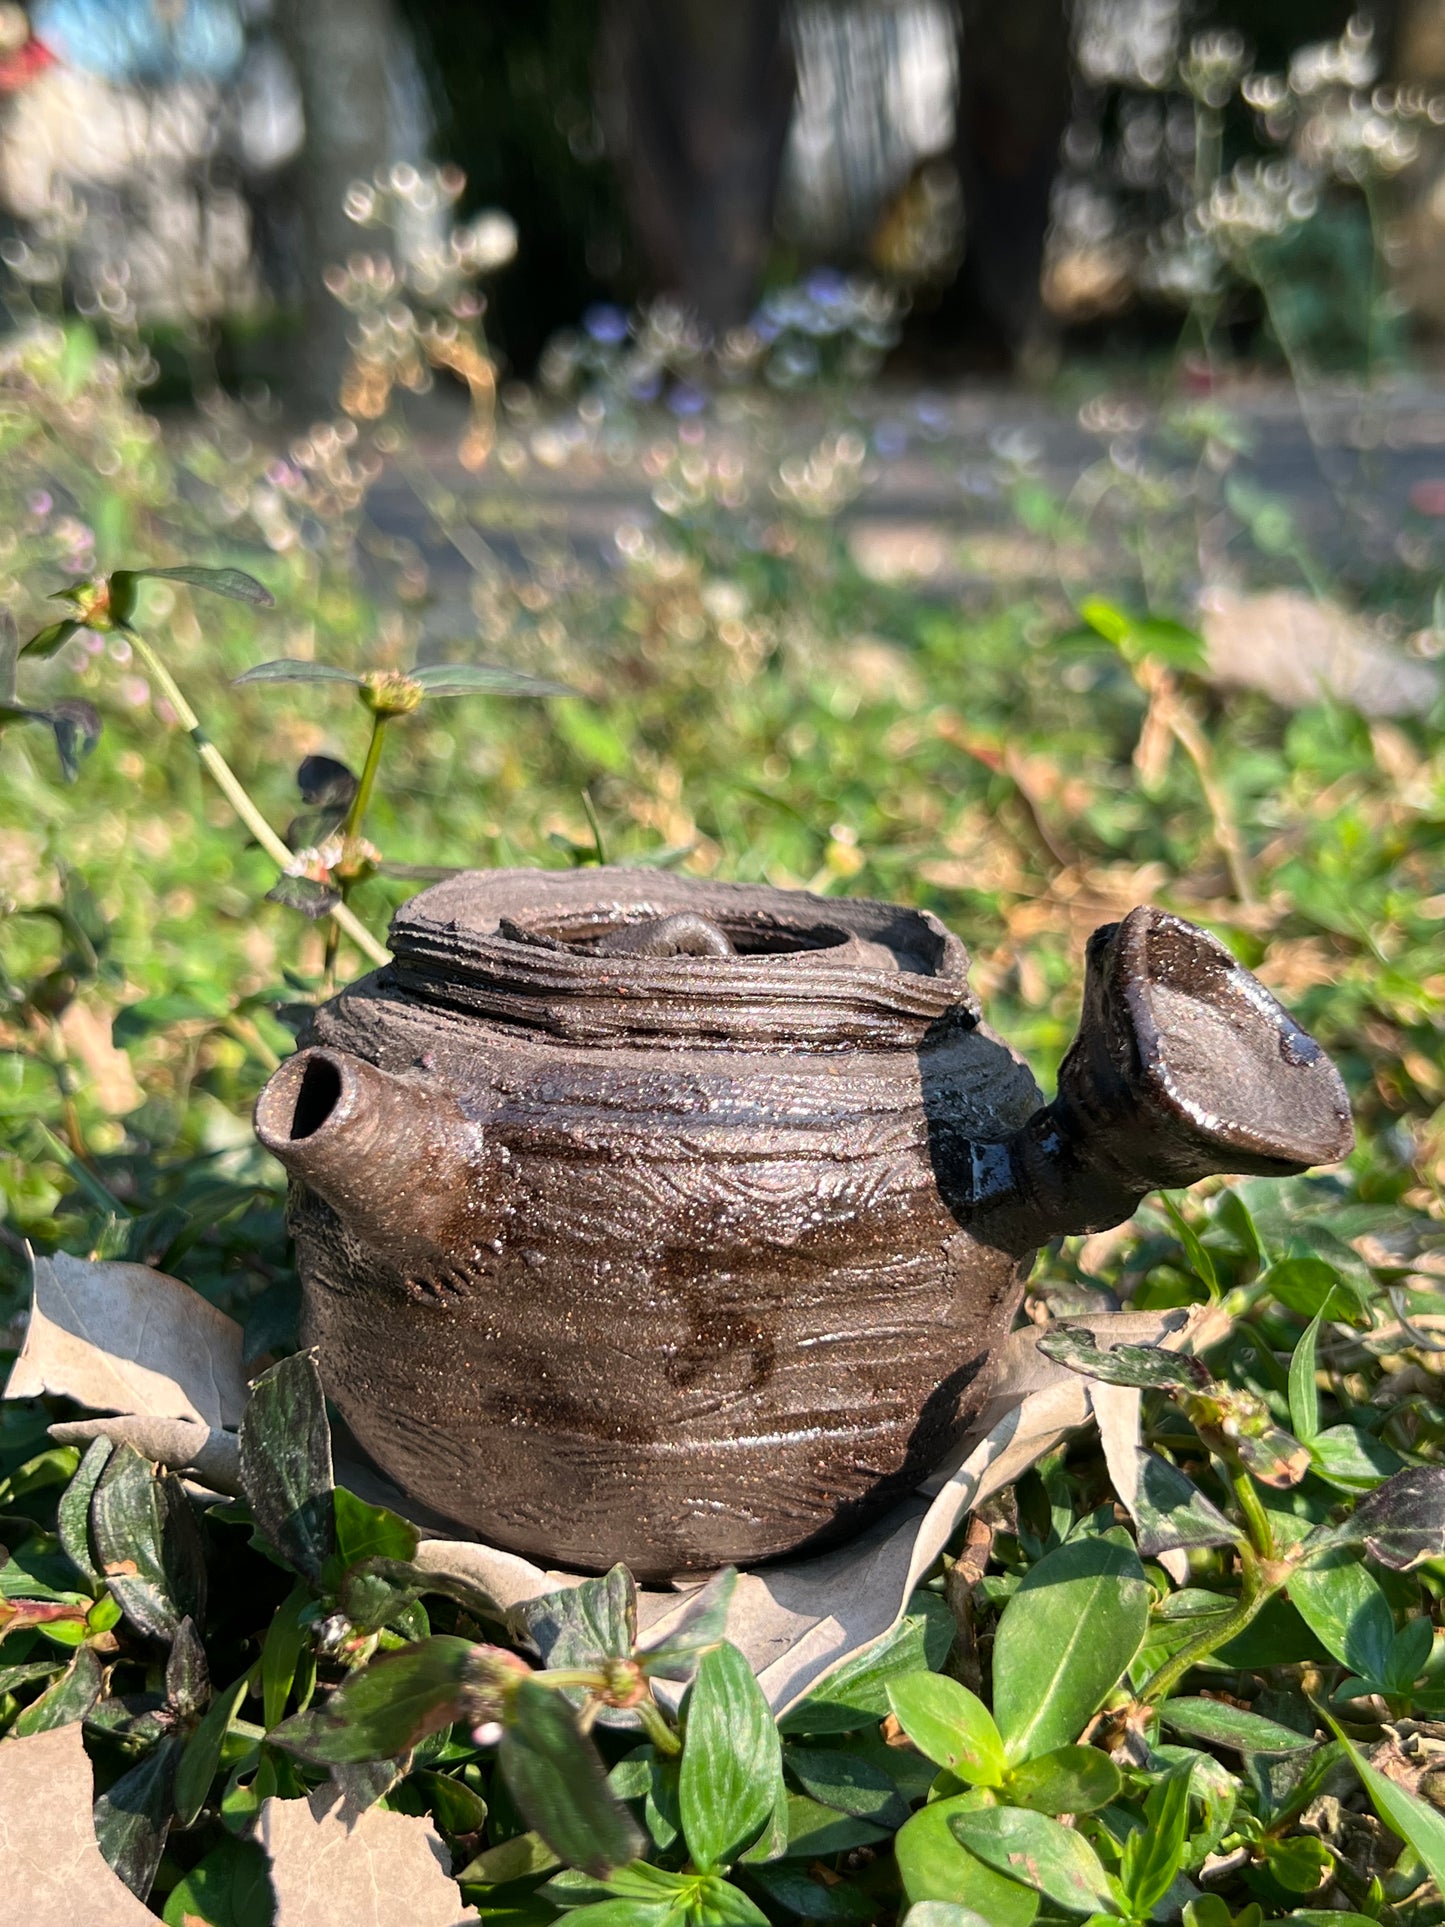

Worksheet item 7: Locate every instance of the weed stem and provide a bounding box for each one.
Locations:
[126,628,389,969]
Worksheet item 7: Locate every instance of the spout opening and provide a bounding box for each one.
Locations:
[289,1054,343,1140]
[1114,908,1353,1172]
[255,1048,352,1158]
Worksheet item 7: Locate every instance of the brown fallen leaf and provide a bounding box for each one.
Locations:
[4,1250,249,1428]
[258,1785,479,1926]
[0,1723,155,1926]
[47,1415,243,1495]
[1200,586,1440,718]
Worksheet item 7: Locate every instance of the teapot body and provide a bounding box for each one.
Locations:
[274,869,1045,1576]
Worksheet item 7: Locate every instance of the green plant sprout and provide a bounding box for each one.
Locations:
[17,564,390,970]
[233,650,570,986]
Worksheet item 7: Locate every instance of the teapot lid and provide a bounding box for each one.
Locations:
[384,866,976,1048]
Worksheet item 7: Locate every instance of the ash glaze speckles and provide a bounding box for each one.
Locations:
[255,870,1353,1578]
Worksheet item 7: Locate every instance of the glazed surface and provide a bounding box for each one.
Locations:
[287,870,1042,1574]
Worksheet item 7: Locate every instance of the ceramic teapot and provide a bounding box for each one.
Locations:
[254,867,1351,1579]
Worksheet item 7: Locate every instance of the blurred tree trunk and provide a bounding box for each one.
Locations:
[951,0,1072,365]
[600,0,794,331]
[275,0,401,416]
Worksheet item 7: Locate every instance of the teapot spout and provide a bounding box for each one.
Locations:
[254,1048,482,1267]
[970,907,1353,1253]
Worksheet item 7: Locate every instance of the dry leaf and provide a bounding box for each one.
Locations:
[1200,586,1439,717]
[48,1415,243,1495]
[1092,1379,1144,1514]
[5,1251,249,1427]
[259,1786,478,1927]
[0,1723,155,1926]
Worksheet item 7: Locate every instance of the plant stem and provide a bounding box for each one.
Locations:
[1228,1465,1276,1561]
[41,1016,88,1162]
[1139,1560,1277,1705]
[126,629,389,969]
[635,1695,683,1757]
[345,714,388,843]
[1135,659,1256,906]
[31,1117,123,1214]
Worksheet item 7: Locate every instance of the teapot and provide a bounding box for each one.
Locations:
[254,867,1351,1579]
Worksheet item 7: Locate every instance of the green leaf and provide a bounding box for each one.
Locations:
[239,1353,335,1580]
[901,1908,993,1927]
[777,1793,891,1858]
[1262,1259,1365,1326]
[894,1797,1038,1925]
[456,1827,559,1885]
[272,1635,478,1764]
[1261,1836,1331,1895]
[1157,1698,1317,1755]
[748,1863,878,1921]
[951,1807,1119,1917]
[1077,597,1133,646]
[1213,1190,1264,1274]
[1289,1548,1396,1683]
[500,1675,645,1877]
[1287,1313,1323,1445]
[94,1732,181,1900]
[57,1435,111,1585]
[784,1746,912,1829]
[1121,1766,1193,1917]
[329,1487,419,1578]
[1307,1426,1403,1491]
[693,1874,772,1927]
[640,1568,738,1681]
[1327,1716,1445,1894]
[112,989,230,1045]
[167,1615,211,1719]
[680,1642,786,1871]
[21,616,81,658]
[336,1558,428,1637]
[1384,1614,1434,1693]
[233,659,361,686]
[410,1765,488,1836]
[886,1674,1006,1786]
[1314,1464,1445,1569]
[521,1564,637,1670]
[162,1835,273,1927]
[0,1658,63,1695]
[1128,1451,1241,1558]
[12,1642,103,1735]
[122,565,274,607]
[780,1599,953,1738]
[1161,1195,1219,1298]
[0,696,103,782]
[1288,1914,1375,1927]
[1004,1746,1122,1814]
[1036,1331,1199,1393]
[411,661,574,698]
[261,1580,311,1729]
[992,1537,1150,1763]
[554,1905,672,1927]
[176,1675,250,1827]
[90,1442,186,1641]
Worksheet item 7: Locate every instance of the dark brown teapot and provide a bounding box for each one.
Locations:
[254,868,1351,1579]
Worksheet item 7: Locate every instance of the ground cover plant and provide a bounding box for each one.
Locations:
[6,136,1445,1927]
